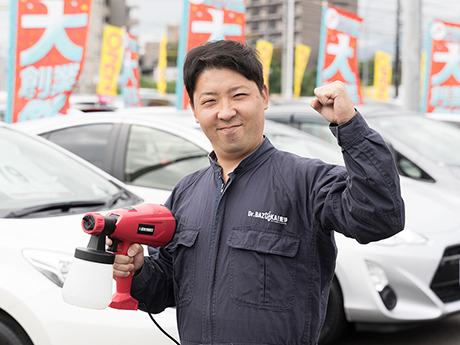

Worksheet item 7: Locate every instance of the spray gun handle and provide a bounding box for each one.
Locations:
[109,241,139,310]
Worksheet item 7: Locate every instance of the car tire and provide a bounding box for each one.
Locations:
[319,276,349,345]
[0,313,33,345]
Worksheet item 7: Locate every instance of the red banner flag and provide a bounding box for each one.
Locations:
[175,0,246,109]
[122,31,142,108]
[6,0,91,123]
[421,20,460,113]
[317,5,363,104]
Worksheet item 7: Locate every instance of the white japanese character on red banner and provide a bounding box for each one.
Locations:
[20,0,88,66]
[191,8,242,41]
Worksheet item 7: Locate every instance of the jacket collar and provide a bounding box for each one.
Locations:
[208,137,277,177]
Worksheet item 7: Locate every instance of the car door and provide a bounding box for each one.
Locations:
[40,122,210,192]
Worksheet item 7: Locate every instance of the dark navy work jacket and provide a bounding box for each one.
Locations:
[132,111,405,345]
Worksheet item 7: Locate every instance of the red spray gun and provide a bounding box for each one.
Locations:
[62,203,176,310]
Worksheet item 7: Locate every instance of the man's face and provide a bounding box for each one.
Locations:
[191,67,269,163]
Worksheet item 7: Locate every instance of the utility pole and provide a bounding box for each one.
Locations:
[282,0,294,99]
[394,0,401,98]
[402,0,421,111]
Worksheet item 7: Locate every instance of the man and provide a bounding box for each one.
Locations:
[113,40,404,345]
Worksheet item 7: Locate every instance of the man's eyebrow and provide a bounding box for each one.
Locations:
[198,91,217,99]
[198,85,249,99]
[228,85,249,93]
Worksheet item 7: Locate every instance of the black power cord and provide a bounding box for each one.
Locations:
[140,302,180,345]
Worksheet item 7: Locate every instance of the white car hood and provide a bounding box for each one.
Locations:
[5,213,95,255]
[400,176,460,235]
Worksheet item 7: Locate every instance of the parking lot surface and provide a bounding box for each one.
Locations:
[335,313,460,345]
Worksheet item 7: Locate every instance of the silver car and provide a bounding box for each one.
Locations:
[15,107,460,344]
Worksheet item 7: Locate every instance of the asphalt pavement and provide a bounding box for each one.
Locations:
[334,313,460,345]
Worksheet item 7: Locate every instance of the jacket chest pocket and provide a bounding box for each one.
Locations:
[227,227,300,312]
[168,229,199,307]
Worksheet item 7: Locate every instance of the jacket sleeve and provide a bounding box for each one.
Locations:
[317,111,405,244]
[131,246,176,313]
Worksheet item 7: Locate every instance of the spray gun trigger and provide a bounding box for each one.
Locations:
[107,237,120,253]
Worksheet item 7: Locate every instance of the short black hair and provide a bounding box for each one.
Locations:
[183,40,264,108]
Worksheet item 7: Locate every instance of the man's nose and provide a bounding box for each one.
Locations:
[217,99,237,120]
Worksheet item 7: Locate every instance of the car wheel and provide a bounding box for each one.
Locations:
[319,276,349,345]
[0,313,33,345]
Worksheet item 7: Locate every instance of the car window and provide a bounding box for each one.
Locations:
[299,123,337,145]
[445,121,460,129]
[45,123,114,170]
[0,127,135,217]
[371,116,460,166]
[266,112,338,145]
[390,149,434,182]
[125,125,209,190]
[264,122,344,165]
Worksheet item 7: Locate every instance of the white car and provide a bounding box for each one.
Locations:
[266,102,460,195]
[14,107,460,344]
[426,112,460,129]
[0,121,179,345]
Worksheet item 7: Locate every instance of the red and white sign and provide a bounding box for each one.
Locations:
[6,0,91,123]
[175,0,246,109]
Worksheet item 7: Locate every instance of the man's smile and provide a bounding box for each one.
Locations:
[217,124,242,133]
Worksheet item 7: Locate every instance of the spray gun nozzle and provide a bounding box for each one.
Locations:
[82,213,117,236]
[82,215,96,231]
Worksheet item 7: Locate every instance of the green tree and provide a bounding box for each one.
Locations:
[167,43,178,66]
[140,75,156,89]
[359,57,375,87]
[267,48,317,97]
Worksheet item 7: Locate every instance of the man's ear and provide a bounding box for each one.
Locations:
[190,101,199,123]
[262,84,269,110]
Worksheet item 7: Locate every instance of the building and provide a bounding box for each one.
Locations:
[74,0,108,94]
[245,0,358,71]
[141,23,180,76]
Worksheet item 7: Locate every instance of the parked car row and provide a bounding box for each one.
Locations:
[12,104,460,344]
[14,108,343,200]
[3,110,342,345]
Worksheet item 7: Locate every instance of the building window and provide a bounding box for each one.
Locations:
[268,5,278,14]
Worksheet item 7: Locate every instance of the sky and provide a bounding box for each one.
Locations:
[0,1,8,57]
[126,0,183,46]
[358,0,460,59]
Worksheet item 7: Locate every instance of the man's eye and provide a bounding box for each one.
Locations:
[234,93,247,98]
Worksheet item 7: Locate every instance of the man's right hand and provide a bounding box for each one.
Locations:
[107,239,144,278]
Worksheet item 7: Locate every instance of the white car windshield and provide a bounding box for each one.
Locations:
[0,127,136,218]
[370,116,460,167]
[264,121,344,166]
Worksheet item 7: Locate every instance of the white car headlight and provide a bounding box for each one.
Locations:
[366,261,389,292]
[23,249,74,287]
[366,261,397,310]
[373,229,428,246]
